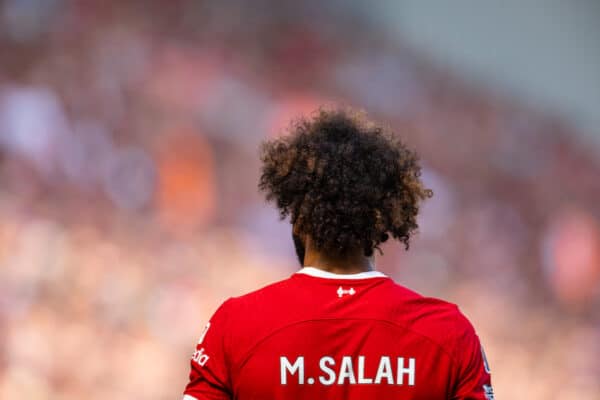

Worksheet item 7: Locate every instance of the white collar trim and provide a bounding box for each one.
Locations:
[296,266,387,280]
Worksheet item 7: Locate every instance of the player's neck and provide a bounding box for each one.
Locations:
[303,245,374,274]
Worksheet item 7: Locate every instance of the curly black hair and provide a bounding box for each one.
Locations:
[259,108,432,257]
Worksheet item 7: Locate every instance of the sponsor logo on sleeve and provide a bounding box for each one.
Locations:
[481,345,491,374]
[191,322,212,367]
[192,347,210,367]
[483,384,494,399]
[198,322,211,344]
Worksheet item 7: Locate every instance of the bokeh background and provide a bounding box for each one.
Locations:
[1,1,599,399]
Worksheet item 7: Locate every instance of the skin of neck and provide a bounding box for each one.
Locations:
[302,235,374,274]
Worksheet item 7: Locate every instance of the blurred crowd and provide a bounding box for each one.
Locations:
[0,1,599,399]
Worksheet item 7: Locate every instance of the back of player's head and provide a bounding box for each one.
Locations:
[259,107,432,257]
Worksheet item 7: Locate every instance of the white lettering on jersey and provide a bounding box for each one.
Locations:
[357,356,372,384]
[197,322,211,345]
[337,356,356,384]
[280,356,304,384]
[374,356,393,384]
[191,347,210,367]
[397,357,416,386]
[282,355,417,386]
[319,357,336,385]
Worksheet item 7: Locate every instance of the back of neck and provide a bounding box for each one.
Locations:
[303,245,374,275]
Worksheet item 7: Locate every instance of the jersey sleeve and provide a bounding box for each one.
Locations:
[183,299,234,400]
[451,313,493,400]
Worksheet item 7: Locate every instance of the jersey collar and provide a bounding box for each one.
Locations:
[296,266,387,280]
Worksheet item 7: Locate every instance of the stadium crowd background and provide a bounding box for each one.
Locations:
[0,1,599,399]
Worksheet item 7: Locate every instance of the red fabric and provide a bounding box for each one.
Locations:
[184,272,492,400]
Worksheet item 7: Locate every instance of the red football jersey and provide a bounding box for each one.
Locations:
[183,267,493,400]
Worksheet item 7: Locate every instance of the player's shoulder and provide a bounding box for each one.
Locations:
[216,275,297,315]
[386,280,477,346]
